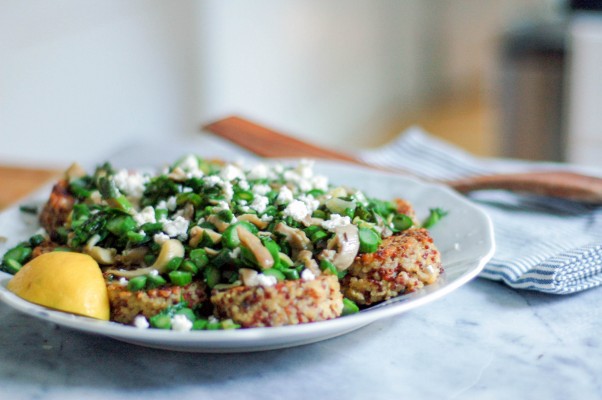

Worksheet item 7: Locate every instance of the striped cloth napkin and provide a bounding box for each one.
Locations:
[357,127,602,294]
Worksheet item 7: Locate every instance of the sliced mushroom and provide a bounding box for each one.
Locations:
[189,226,222,247]
[317,249,336,262]
[236,226,273,269]
[274,222,313,257]
[115,246,148,266]
[374,213,393,238]
[326,224,360,271]
[105,239,184,278]
[83,234,116,265]
[206,214,231,233]
[239,268,259,286]
[167,167,188,181]
[179,203,195,221]
[295,250,321,277]
[85,245,116,265]
[203,247,220,257]
[237,214,269,230]
[278,252,294,267]
[65,162,87,181]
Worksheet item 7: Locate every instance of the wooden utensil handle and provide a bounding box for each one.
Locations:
[204,116,359,163]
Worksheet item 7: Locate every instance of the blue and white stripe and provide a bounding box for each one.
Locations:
[357,127,602,294]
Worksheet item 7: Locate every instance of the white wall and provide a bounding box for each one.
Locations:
[0,0,550,168]
[0,1,199,167]
[195,0,435,149]
[566,13,602,167]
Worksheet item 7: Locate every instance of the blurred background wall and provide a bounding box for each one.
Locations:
[0,0,591,168]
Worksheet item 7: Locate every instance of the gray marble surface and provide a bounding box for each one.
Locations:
[1,278,601,400]
[1,135,601,399]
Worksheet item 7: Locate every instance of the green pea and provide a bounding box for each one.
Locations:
[146,274,167,288]
[392,214,413,231]
[149,313,171,329]
[358,227,381,254]
[262,268,285,282]
[127,276,147,291]
[169,270,192,286]
[205,266,221,288]
[165,256,183,272]
[190,248,209,268]
[342,298,360,316]
[192,318,209,330]
[175,307,196,322]
[180,260,199,275]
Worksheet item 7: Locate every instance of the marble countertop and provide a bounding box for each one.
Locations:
[1,278,600,400]
[1,135,601,399]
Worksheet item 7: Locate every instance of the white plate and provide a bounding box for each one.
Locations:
[0,160,495,352]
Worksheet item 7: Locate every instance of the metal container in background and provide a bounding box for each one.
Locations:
[499,19,567,161]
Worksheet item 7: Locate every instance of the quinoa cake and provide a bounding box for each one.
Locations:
[106,280,208,324]
[341,228,442,305]
[211,275,343,328]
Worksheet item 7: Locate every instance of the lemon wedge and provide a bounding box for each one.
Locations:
[7,252,110,320]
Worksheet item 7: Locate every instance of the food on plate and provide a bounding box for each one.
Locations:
[6,252,110,320]
[1,156,444,330]
[341,228,441,305]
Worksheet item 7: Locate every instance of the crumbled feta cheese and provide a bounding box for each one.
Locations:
[247,163,269,180]
[89,190,102,204]
[311,175,329,191]
[221,181,234,201]
[134,206,156,226]
[229,248,241,259]
[352,190,369,206]
[295,159,315,179]
[162,216,189,239]
[277,186,294,204]
[250,195,269,214]
[171,314,193,332]
[253,184,271,196]
[178,155,199,172]
[321,214,352,232]
[204,175,222,187]
[166,196,177,211]
[153,232,170,244]
[301,269,316,281]
[182,186,193,193]
[257,274,278,287]
[283,200,311,222]
[213,200,230,212]
[238,180,250,190]
[187,170,204,179]
[149,269,159,277]
[298,194,319,213]
[118,277,129,287]
[220,164,245,181]
[133,315,149,329]
[260,214,274,222]
[273,164,284,174]
[113,170,149,199]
